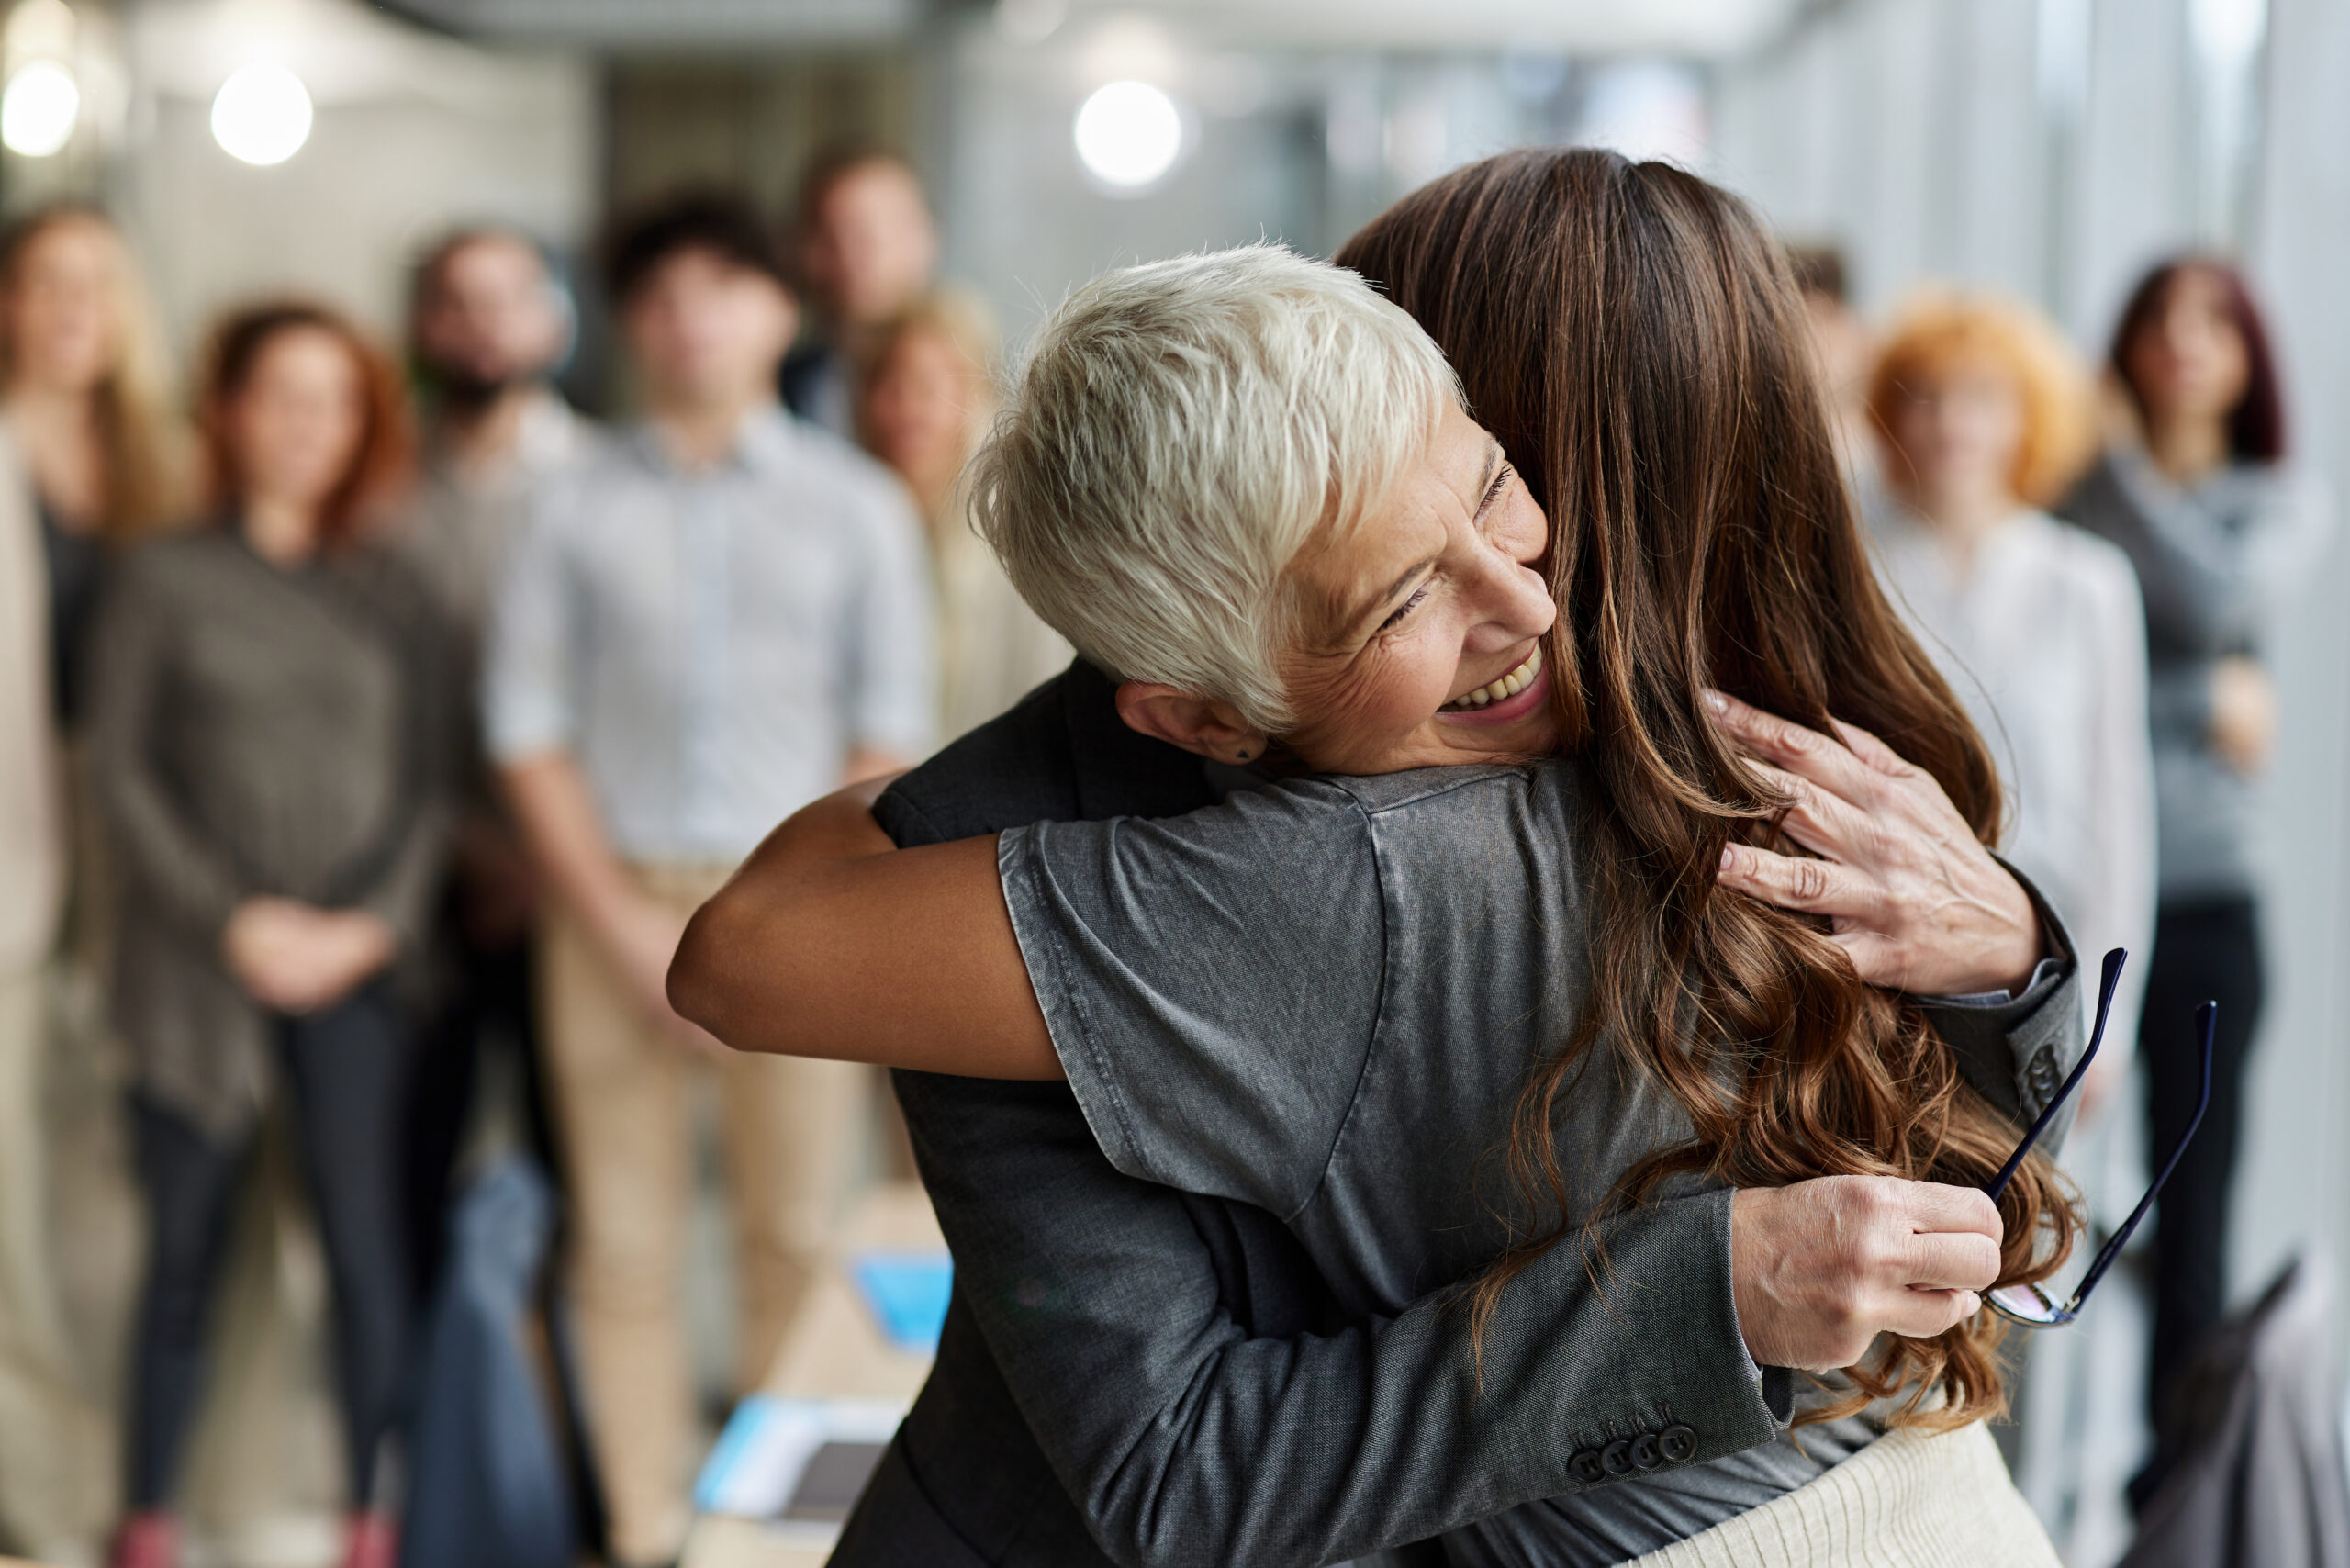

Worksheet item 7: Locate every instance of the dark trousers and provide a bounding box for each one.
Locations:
[405,922,555,1303]
[129,986,416,1510]
[2139,895,2265,1428]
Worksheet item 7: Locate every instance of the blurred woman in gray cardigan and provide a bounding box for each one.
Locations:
[90,303,448,1568]
[2061,257,2331,1504]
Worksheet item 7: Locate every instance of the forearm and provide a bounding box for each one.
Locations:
[667,787,1054,1076]
[498,753,643,952]
[356,802,453,956]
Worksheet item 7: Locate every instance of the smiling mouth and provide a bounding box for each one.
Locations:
[1439,644,1544,712]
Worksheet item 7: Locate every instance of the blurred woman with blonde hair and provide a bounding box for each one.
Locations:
[856,290,1068,740]
[0,203,186,1562]
[1867,292,2155,1079]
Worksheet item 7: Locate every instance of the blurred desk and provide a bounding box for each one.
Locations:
[681,1183,943,1568]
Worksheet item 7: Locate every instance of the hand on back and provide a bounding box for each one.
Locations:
[1705,690,2042,998]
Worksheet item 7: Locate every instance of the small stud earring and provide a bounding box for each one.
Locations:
[1236,749,1251,761]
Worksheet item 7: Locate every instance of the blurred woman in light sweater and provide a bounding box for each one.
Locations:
[1866,293,2154,1081]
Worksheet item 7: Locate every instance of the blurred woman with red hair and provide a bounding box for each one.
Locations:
[2060,257,2331,1495]
[1867,292,2156,1089]
[91,303,447,1568]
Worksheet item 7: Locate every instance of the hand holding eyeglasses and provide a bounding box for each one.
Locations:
[1982,947,2217,1328]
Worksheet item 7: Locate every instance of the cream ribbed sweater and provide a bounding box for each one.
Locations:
[1625,1422,2059,1567]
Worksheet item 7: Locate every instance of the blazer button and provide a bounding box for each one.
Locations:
[1600,1439,1634,1476]
[1659,1424,1697,1462]
[2029,1047,2061,1097]
[1568,1450,1606,1484]
[1629,1431,1662,1470]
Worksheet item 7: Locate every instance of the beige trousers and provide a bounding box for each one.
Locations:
[543,865,867,1568]
[1625,1421,2060,1567]
[0,963,109,1559]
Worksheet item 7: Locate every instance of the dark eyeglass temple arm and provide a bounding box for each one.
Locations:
[2063,999,2218,1312]
[1986,947,2127,1205]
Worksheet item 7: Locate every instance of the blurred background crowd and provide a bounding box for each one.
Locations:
[0,1,2344,1567]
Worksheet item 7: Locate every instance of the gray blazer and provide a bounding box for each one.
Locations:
[89,530,453,1139]
[837,662,2083,1568]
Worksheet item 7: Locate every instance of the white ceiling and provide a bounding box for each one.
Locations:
[380,0,1818,57]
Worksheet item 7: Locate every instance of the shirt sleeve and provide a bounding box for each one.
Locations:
[840,476,936,760]
[481,487,578,764]
[998,781,1387,1217]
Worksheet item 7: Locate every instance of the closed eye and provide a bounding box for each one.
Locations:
[1475,461,1515,521]
[1378,579,1431,633]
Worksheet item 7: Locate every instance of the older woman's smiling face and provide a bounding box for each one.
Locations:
[1275,399,1558,775]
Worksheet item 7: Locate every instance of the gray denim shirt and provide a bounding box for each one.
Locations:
[1002,757,2073,1565]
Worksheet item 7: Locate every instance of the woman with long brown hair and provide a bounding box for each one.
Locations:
[856,289,1069,742]
[0,204,187,1562]
[92,302,444,1568]
[671,151,2088,1561]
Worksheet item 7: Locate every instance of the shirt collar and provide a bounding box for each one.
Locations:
[514,390,588,472]
[629,401,799,478]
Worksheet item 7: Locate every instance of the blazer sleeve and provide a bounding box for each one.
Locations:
[893,1070,1785,1568]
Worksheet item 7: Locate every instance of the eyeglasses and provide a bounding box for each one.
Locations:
[1981,947,2215,1329]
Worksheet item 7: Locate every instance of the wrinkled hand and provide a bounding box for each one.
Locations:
[2208,655,2277,778]
[222,898,397,1014]
[1731,1177,2003,1372]
[1706,690,2040,998]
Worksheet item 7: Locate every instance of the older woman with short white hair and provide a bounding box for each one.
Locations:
[676,153,2088,1564]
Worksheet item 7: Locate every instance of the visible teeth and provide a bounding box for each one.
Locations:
[1443,644,1543,712]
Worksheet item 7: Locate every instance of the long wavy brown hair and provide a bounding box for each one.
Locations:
[1336,148,2076,1428]
[0,207,188,540]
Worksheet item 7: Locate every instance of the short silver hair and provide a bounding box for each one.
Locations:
[967,243,1459,731]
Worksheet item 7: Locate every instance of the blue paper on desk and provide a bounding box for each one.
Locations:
[695,1394,906,1520]
[850,1250,953,1352]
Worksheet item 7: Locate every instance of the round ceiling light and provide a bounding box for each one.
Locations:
[211,62,312,166]
[2,61,78,157]
[1073,80,1182,190]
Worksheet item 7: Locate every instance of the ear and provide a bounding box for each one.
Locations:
[1114,682,1272,766]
